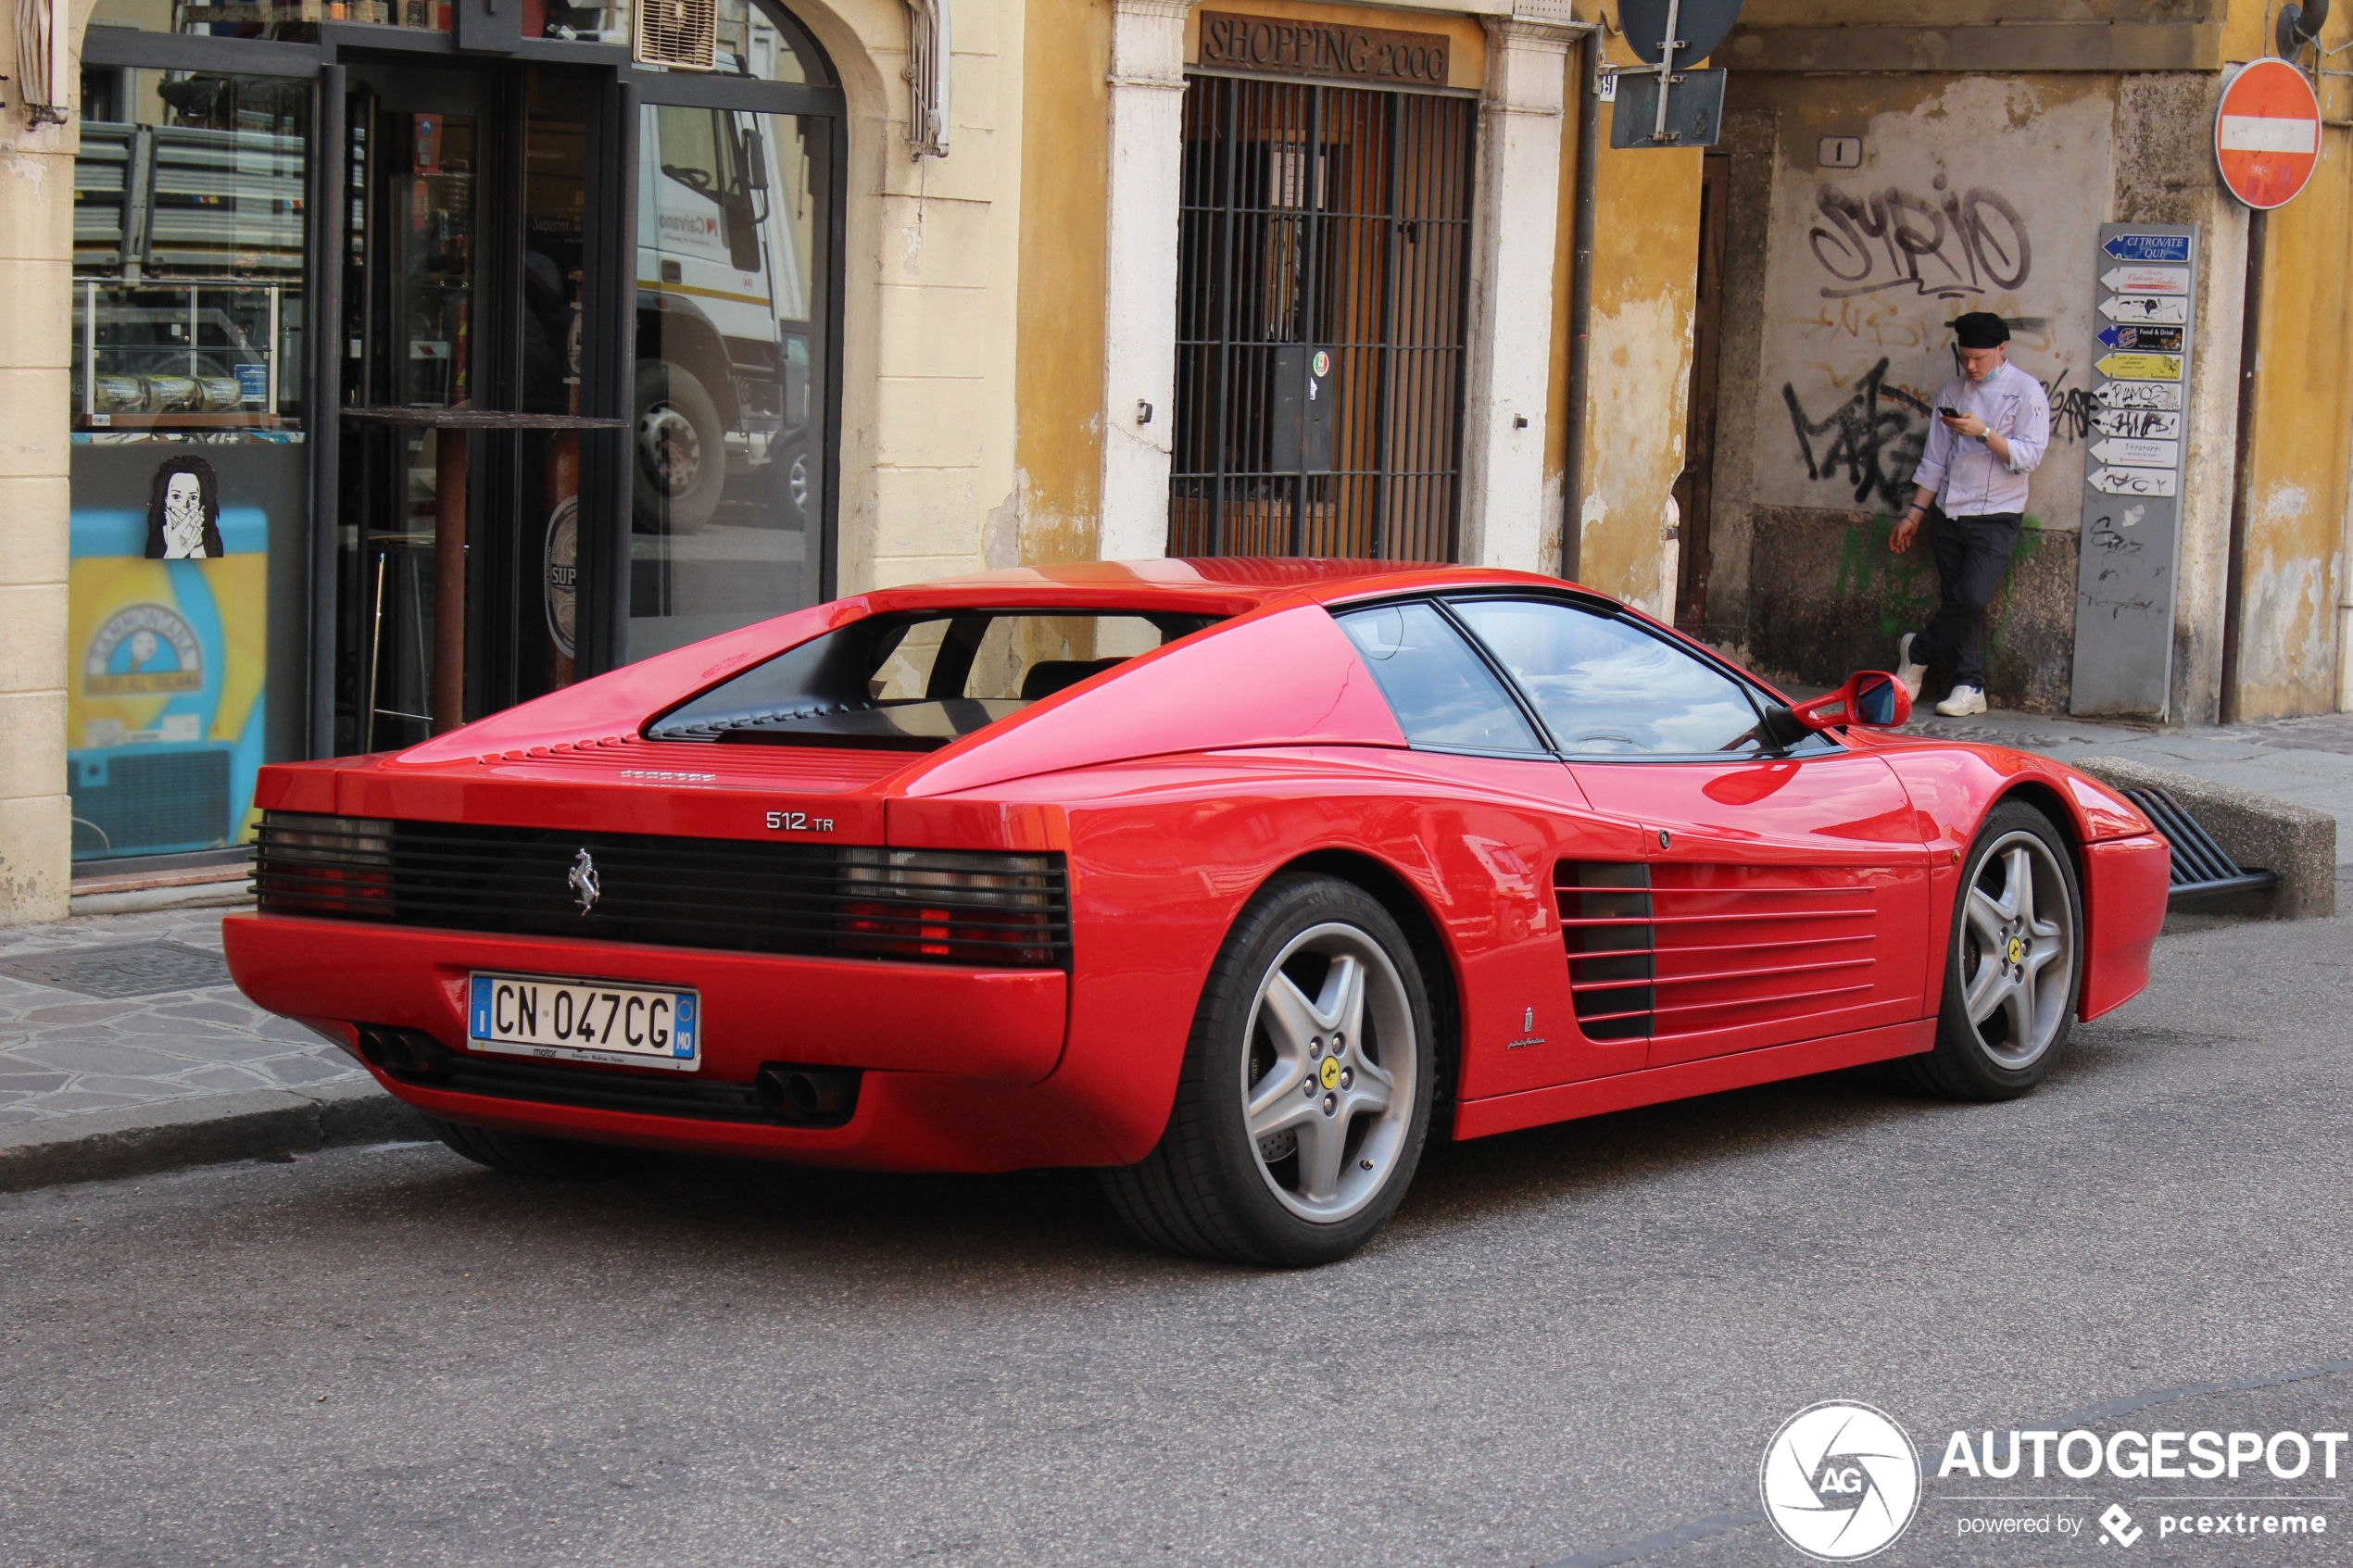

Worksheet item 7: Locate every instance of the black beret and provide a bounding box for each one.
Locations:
[1953,311,2010,348]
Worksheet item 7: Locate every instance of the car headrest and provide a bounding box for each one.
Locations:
[1019,657,1128,701]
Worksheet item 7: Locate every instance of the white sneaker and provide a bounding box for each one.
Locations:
[1935,684,1987,717]
[1895,633,1925,701]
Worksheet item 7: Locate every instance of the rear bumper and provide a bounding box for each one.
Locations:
[2080,833,2170,1021]
[220,913,1119,1172]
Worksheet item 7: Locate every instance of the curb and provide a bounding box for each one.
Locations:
[0,1079,431,1195]
[2072,755,2339,921]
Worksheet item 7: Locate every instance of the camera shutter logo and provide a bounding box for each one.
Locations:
[1759,1400,1920,1561]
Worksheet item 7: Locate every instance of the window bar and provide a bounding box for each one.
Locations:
[82,278,95,422]
[1371,89,1403,560]
[267,282,282,417]
[1291,82,1324,557]
[1211,76,1239,558]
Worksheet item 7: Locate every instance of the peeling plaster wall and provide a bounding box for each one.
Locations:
[1578,44,1700,619]
[2233,120,2353,718]
[1751,77,2112,524]
[1013,0,1112,567]
[824,0,1028,593]
[2111,70,2243,723]
[1721,72,2119,707]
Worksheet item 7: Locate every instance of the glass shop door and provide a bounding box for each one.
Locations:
[334,61,611,751]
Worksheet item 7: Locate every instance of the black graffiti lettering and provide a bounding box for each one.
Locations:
[2088,515,2143,555]
[1782,357,1931,509]
[2044,369,2096,445]
[1809,184,2032,300]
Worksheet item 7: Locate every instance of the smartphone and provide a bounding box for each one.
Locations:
[1938,406,1964,417]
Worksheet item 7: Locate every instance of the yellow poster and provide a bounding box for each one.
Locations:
[67,503,269,858]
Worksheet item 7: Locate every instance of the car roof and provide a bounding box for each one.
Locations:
[864,558,1600,618]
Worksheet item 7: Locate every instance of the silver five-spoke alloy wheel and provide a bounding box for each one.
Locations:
[1241,922,1418,1223]
[1959,829,2075,1071]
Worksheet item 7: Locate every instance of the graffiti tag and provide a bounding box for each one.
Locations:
[1807,184,2032,301]
[1782,357,1931,508]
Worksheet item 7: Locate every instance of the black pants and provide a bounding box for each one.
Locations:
[1912,510,2020,690]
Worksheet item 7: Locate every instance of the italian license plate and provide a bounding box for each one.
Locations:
[466,972,699,1070]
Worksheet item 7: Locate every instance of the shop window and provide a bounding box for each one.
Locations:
[628,89,830,659]
[67,70,310,862]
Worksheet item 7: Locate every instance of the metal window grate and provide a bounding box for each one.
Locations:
[1169,74,1476,562]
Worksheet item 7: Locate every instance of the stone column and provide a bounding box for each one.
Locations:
[1455,9,1578,574]
[1096,0,1189,563]
[0,4,80,926]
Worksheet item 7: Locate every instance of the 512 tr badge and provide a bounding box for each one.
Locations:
[764,810,836,832]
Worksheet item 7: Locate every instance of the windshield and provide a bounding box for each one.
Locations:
[648,609,1224,749]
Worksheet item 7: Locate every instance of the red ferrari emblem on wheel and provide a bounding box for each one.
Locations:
[2216,58,2322,210]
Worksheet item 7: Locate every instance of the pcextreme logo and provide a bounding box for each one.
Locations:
[1759,1401,1922,1561]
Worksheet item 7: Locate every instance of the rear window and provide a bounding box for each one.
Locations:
[648,611,1222,749]
[1334,601,1544,754]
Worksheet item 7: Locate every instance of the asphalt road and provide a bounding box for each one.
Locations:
[3,903,2349,1568]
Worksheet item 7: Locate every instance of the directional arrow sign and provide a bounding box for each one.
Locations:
[2091,437,2181,468]
[2103,232,2194,262]
[2096,381,2183,409]
[2098,323,2185,353]
[2100,294,2189,324]
[2096,352,2183,381]
[2101,266,2190,295]
[2093,408,2182,439]
[2091,467,2179,496]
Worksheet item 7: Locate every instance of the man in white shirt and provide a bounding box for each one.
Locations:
[1890,312,2051,717]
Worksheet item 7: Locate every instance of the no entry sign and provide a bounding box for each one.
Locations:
[2215,58,2322,209]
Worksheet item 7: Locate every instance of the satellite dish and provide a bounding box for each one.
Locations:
[1617,0,1748,65]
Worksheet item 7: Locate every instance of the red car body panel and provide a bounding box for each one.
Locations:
[222,560,2171,1175]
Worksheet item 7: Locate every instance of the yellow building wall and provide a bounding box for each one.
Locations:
[2233,126,2353,717]
[1013,0,1113,566]
[1575,27,1702,616]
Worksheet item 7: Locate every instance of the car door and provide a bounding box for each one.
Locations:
[1445,596,1931,1071]
[1329,600,1652,1096]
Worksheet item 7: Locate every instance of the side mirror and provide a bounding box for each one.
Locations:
[1787,670,1911,734]
[741,131,769,194]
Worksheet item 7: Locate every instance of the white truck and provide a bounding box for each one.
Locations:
[635,43,813,534]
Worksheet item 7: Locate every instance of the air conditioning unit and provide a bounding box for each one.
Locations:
[635,0,717,69]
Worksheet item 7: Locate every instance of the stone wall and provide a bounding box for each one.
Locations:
[1746,504,2081,709]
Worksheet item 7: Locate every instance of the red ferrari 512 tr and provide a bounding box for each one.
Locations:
[226,560,2170,1264]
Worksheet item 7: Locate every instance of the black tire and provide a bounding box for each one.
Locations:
[422,1115,650,1179]
[633,359,726,534]
[1101,874,1437,1267]
[1897,800,2083,1100]
[770,432,811,527]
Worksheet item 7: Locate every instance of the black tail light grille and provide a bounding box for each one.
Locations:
[257,814,1071,969]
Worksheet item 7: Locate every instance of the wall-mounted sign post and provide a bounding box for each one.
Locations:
[2070,224,2199,716]
[1609,0,1742,147]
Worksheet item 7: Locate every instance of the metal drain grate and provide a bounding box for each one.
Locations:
[2120,785,2282,903]
[0,940,233,999]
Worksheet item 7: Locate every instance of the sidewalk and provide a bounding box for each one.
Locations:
[3,707,2349,1191]
[0,907,417,1190]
